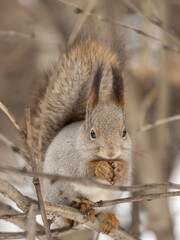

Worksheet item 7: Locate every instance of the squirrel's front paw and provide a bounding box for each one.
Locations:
[94,161,113,184]
[109,160,128,184]
[102,213,119,234]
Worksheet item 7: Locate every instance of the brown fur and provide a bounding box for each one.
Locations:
[88,160,128,185]
[102,213,119,234]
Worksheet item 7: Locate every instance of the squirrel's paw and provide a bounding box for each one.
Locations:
[95,161,113,183]
[102,213,119,234]
[109,160,128,184]
[71,201,95,222]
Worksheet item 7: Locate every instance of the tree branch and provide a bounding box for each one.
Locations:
[59,189,180,207]
[137,114,180,132]
[0,178,31,212]
[92,191,180,207]
[0,165,180,192]
[57,0,180,53]
[25,108,52,240]
[0,178,139,240]
[0,133,30,165]
[1,177,180,239]
[26,203,38,240]
[0,101,26,139]
[0,202,44,237]
[122,0,180,50]
[0,227,77,240]
[0,30,34,39]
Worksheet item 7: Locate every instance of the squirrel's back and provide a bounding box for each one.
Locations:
[30,38,126,154]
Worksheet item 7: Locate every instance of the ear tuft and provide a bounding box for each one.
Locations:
[89,65,103,110]
[111,66,125,110]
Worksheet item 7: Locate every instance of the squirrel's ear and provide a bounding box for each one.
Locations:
[89,65,103,111]
[112,66,125,110]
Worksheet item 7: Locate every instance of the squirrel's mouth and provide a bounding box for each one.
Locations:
[96,155,120,162]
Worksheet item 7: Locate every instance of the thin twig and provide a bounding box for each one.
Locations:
[138,114,180,132]
[139,87,157,127]
[0,227,77,240]
[25,108,52,240]
[26,108,36,169]
[122,0,180,49]
[0,101,26,138]
[0,133,30,164]
[59,190,180,208]
[26,204,38,240]
[1,165,180,192]
[92,191,180,208]
[0,202,44,236]
[57,0,180,53]
[0,178,31,212]
[0,213,27,220]
[0,30,34,39]
[95,232,100,240]
[68,0,97,46]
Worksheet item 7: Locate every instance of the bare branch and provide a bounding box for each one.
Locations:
[0,202,28,231]
[0,30,34,39]
[68,0,97,46]
[138,114,180,132]
[25,108,52,240]
[139,87,157,125]
[0,133,30,165]
[0,165,180,192]
[0,213,27,220]
[0,178,139,240]
[0,227,78,240]
[0,178,31,212]
[3,177,179,239]
[92,191,180,207]
[0,202,44,233]
[122,0,180,50]
[0,101,26,139]
[59,189,180,208]
[45,204,139,240]
[26,108,36,169]
[26,204,38,240]
[57,0,180,53]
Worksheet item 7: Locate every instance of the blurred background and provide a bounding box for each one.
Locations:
[0,0,180,240]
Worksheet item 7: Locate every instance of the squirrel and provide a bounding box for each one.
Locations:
[29,36,132,235]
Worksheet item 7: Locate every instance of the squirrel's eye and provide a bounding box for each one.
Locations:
[122,129,127,138]
[90,129,96,139]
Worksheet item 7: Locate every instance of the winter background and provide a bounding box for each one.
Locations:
[0,0,180,240]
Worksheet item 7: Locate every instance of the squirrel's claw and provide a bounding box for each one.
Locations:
[71,201,95,222]
[110,160,128,184]
[102,213,119,234]
[80,203,95,222]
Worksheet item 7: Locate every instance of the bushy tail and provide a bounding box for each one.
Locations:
[28,30,126,156]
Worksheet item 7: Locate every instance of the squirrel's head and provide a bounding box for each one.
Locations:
[84,65,131,160]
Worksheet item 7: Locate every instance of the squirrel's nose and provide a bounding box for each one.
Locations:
[107,152,114,158]
[106,150,119,159]
[98,148,121,160]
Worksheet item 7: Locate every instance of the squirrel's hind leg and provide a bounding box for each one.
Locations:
[67,199,119,235]
[97,212,119,234]
[67,199,95,226]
